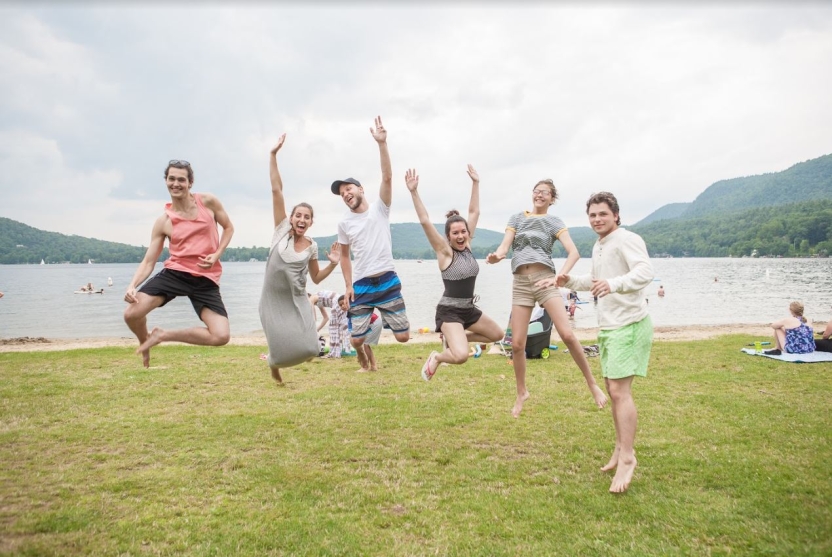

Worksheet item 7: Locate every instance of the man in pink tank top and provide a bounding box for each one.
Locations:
[123,160,235,367]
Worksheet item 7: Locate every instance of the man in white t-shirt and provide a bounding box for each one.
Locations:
[331,116,410,371]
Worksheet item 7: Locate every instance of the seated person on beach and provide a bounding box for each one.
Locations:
[769,301,814,355]
[816,306,832,353]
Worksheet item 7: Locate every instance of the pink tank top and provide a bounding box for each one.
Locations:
[163,194,223,284]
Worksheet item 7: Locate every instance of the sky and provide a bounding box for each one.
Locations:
[1,2,831,248]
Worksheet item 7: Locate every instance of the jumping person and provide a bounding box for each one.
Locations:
[546,191,655,493]
[487,179,607,417]
[405,165,504,381]
[332,116,410,372]
[124,160,234,367]
[259,134,340,383]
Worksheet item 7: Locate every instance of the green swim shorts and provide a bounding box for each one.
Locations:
[597,315,653,380]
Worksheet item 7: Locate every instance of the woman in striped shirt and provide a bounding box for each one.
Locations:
[487,179,607,417]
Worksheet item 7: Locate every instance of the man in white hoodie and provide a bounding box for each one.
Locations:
[540,191,654,493]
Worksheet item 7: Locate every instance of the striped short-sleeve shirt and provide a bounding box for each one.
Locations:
[507,211,567,273]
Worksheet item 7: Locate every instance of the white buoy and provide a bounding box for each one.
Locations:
[107,277,113,287]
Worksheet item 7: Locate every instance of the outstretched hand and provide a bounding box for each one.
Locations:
[370,115,387,143]
[326,241,341,265]
[486,252,505,264]
[466,164,479,183]
[270,133,286,156]
[405,168,419,192]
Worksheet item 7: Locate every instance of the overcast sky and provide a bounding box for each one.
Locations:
[1,2,831,248]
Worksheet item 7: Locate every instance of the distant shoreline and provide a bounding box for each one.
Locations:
[1,323,811,353]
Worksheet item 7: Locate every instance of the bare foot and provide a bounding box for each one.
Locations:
[356,367,371,373]
[370,364,378,371]
[270,365,283,385]
[137,327,165,354]
[140,348,150,368]
[590,384,608,409]
[601,447,620,472]
[511,391,530,418]
[610,455,637,493]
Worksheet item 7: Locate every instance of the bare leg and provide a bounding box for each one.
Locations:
[364,344,378,371]
[774,328,786,351]
[136,308,231,353]
[465,312,506,344]
[434,322,470,367]
[601,378,621,472]
[543,297,607,409]
[351,336,370,372]
[123,293,165,368]
[270,365,283,385]
[608,376,638,493]
[510,305,534,418]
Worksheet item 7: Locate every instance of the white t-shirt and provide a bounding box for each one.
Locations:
[271,218,318,263]
[565,227,654,330]
[337,199,395,282]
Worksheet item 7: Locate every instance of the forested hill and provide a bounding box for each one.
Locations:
[636,153,832,225]
[0,217,152,264]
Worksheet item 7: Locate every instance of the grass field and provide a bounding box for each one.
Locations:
[1,337,830,556]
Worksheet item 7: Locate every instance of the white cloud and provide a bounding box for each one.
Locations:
[0,4,830,247]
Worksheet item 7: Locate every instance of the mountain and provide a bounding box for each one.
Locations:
[635,153,832,225]
[634,202,692,226]
[0,217,153,265]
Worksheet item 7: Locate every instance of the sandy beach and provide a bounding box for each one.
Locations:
[1,323,812,353]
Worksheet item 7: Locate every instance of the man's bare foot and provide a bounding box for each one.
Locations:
[137,327,165,354]
[270,366,283,385]
[356,366,371,373]
[140,348,151,368]
[601,447,620,472]
[590,384,608,409]
[369,365,378,371]
[511,391,530,418]
[610,455,637,493]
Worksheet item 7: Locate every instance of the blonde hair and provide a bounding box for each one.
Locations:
[790,301,806,323]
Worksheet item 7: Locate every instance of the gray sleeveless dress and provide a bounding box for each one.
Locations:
[258,220,319,368]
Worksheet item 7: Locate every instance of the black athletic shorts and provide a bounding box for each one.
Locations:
[139,268,228,319]
[434,304,482,332]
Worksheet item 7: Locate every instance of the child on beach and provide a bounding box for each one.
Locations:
[543,191,655,493]
[314,291,349,358]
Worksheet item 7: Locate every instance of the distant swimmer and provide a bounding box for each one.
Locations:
[657,285,665,298]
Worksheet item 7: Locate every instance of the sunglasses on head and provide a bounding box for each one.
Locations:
[169,159,191,167]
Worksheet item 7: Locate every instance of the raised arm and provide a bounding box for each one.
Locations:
[466,164,481,237]
[370,116,392,207]
[198,193,234,269]
[308,241,342,284]
[405,169,452,262]
[124,215,167,303]
[269,134,287,227]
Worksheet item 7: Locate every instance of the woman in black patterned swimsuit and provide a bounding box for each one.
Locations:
[405,165,504,381]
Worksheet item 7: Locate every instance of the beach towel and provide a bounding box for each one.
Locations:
[740,348,832,364]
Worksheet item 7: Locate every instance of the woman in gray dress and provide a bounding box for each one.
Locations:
[260,134,340,384]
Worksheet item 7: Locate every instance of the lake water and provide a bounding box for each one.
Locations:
[1,258,830,339]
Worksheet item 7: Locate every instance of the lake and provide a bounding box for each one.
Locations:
[1,258,830,339]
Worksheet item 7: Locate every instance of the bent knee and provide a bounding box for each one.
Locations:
[394,332,410,343]
[212,331,231,346]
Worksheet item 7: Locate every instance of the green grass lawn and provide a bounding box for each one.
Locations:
[1,336,830,556]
